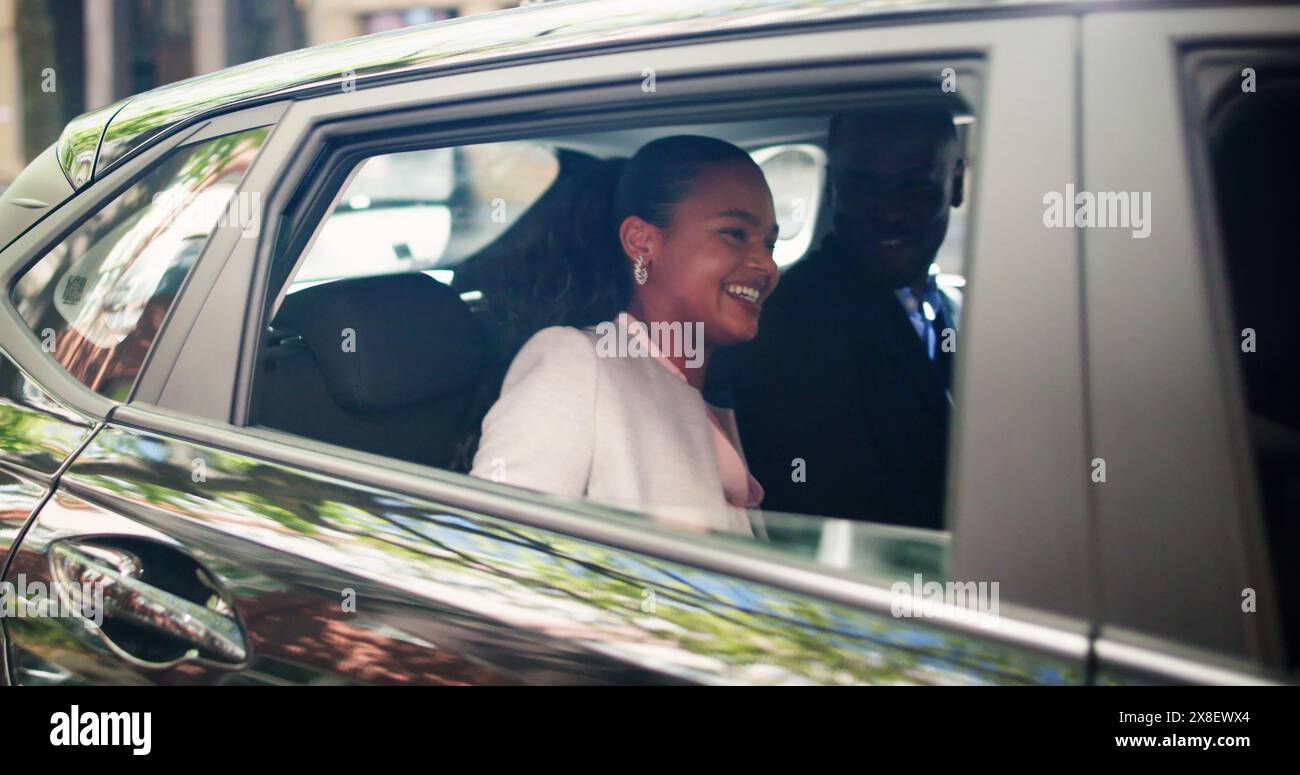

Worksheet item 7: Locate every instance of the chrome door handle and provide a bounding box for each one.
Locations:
[49,540,248,665]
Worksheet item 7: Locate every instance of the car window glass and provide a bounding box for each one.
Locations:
[12,127,270,401]
[290,142,558,292]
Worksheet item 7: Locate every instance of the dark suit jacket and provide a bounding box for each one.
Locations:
[718,234,955,529]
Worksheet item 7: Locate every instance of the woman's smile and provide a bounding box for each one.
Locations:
[721,278,769,320]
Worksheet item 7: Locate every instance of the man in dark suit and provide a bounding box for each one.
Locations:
[732,105,965,529]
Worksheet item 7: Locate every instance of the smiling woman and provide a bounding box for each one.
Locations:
[615,135,779,365]
[469,135,776,534]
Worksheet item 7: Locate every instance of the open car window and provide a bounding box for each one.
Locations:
[251,103,976,589]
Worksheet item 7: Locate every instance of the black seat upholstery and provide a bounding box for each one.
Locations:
[253,272,495,470]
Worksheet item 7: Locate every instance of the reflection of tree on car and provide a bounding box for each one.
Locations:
[16,129,267,401]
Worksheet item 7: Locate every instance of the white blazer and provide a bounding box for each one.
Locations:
[470,324,757,534]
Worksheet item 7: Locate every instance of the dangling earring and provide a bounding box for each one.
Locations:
[633,255,649,286]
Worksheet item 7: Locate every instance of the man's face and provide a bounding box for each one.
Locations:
[828,117,962,289]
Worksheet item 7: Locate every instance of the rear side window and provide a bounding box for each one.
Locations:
[11,127,269,400]
[1188,50,1300,667]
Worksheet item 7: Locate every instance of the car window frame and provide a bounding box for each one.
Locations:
[126,102,289,407]
[133,15,1098,673]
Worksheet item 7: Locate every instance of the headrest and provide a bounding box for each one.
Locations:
[275,273,483,412]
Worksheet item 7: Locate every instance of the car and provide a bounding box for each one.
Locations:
[0,0,1295,685]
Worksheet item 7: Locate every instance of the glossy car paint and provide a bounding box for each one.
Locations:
[0,352,97,679]
[0,353,95,568]
[3,424,1079,685]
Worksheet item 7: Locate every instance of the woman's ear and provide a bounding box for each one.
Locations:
[618,215,657,268]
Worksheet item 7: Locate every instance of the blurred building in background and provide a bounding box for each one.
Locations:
[0,0,523,186]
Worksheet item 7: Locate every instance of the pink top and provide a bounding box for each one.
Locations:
[621,312,764,510]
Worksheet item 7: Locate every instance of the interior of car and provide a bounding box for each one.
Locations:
[249,103,973,518]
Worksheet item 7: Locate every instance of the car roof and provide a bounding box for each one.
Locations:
[51,0,1182,189]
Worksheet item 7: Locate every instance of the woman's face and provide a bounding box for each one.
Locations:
[624,159,780,348]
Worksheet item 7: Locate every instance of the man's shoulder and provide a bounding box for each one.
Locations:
[764,248,845,317]
[766,245,901,326]
[778,245,841,287]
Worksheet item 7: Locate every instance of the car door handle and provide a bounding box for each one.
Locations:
[49,539,248,666]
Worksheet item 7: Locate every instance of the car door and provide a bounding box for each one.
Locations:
[0,105,284,685]
[6,12,1094,685]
